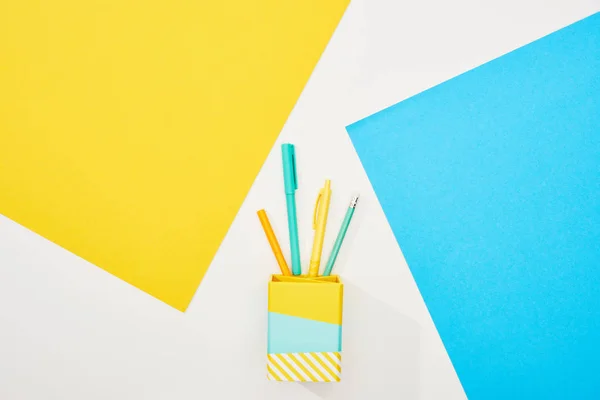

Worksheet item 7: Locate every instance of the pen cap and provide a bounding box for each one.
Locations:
[281,144,298,194]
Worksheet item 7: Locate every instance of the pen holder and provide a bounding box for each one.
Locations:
[267,274,343,382]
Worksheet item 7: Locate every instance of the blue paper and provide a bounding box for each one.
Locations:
[347,13,600,399]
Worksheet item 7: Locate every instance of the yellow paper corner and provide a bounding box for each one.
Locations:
[0,0,350,309]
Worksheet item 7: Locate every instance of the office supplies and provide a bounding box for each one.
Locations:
[0,0,349,310]
[257,209,292,276]
[267,274,343,382]
[308,180,332,277]
[347,13,600,399]
[323,195,358,276]
[282,144,302,275]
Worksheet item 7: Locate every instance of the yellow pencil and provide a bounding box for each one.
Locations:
[257,209,292,276]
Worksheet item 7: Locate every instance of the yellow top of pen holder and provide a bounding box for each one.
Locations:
[268,274,343,325]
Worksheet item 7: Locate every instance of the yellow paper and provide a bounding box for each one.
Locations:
[0,1,349,311]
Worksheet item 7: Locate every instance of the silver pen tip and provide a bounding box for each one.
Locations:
[350,195,359,208]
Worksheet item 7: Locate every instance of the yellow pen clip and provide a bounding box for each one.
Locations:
[313,189,324,229]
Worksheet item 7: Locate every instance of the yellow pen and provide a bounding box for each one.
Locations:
[308,179,332,277]
[257,209,292,276]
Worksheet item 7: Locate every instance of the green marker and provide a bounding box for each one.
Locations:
[323,195,359,276]
[282,144,301,275]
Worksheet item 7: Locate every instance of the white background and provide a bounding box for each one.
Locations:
[1,1,598,399]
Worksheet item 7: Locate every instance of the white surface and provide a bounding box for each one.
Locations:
[1,1,598,399]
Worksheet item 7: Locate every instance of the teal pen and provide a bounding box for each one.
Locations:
[282,144,301,275]
[323,195,359,276]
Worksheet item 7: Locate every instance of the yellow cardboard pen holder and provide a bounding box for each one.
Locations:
[267,274,343,382]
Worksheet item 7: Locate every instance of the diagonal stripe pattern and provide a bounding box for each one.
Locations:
[267,352,341,382]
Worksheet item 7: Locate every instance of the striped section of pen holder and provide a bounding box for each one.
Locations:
[267,274,343,382]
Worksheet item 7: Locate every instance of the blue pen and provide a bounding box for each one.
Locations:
[282,144,301,275]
